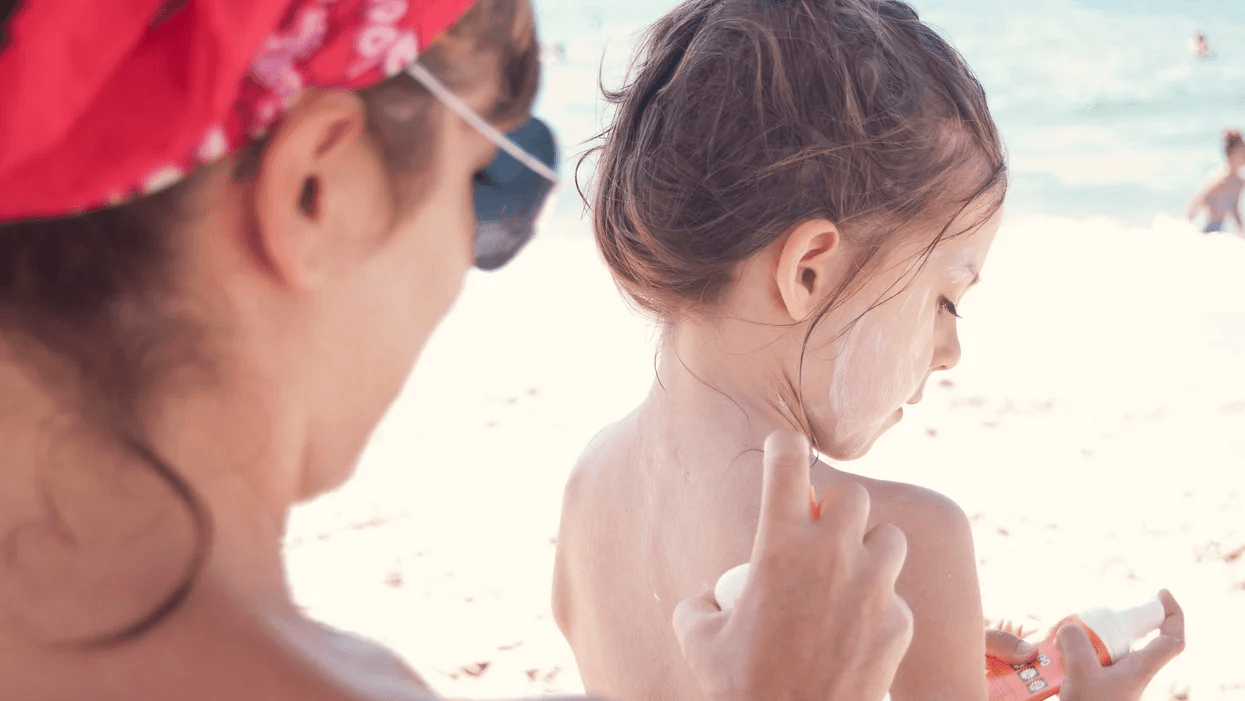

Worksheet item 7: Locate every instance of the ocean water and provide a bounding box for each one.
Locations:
[530,0,1245,227]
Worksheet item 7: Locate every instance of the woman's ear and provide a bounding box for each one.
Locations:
[251,89,395,291]
[774,218,842,322]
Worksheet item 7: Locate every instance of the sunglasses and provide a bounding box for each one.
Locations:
[407,63,560,271]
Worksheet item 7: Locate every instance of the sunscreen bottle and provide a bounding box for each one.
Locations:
[986,595,1166,701]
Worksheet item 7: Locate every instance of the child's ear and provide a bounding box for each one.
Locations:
[774,218,842,322]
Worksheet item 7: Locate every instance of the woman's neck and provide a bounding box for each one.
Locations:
[0,350,303,645]
[143,364,306,610]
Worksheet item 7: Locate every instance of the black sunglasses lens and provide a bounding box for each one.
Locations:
[472,118,558,271]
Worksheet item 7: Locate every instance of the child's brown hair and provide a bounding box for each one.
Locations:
[589,0,1006,323]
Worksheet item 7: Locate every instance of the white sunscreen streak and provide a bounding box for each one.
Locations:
[829,322,859,411]
[827,286,934,447]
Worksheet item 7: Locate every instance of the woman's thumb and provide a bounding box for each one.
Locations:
[1056,623,1101,680]
[673,590,727,659]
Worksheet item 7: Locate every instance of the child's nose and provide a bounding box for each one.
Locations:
[933,328,962,372]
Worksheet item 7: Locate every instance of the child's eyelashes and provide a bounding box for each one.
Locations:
[940,297,962,318]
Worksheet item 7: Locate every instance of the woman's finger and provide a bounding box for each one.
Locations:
[862,521,907,586]
[672,590,727,659]
[1056,623,1102,681]
[756,429,813,531]
[1156,589,1185,642]
[1116,632,1184,688]
[815,479,871,547]
[1110,590,1186,685]
[985,628,1038,664]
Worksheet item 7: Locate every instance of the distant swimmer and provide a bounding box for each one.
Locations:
[1187,128,1244,234]
[1190,30,1214,59]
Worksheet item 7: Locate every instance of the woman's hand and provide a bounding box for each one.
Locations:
[672,430,912,701]
[1057,589,1185,701]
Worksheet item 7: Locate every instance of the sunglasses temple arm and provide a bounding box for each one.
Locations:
[406,63,560,185]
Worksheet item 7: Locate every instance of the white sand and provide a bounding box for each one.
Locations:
[285,213,1245,700]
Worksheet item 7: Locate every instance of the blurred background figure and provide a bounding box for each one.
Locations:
[1190,30,1214,59]
[1187,128,1244,234]
[547,41,567,64]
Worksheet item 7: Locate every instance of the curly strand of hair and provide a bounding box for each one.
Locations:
[72,435,214,650]
[0,175,216,649]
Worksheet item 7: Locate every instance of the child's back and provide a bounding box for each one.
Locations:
[555,399,987,701]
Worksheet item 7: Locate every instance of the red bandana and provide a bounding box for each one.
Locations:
[0,0,476,221]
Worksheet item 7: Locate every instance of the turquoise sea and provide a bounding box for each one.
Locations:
[531,0,1245,227]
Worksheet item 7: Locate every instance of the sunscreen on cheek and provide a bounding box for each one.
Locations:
[986,596,1166,701]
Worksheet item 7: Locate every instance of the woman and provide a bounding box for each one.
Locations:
[0,0,916,699]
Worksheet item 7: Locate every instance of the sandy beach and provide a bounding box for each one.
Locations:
[284,210,1245,700]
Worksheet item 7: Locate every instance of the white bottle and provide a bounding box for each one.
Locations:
[713,562,751,612]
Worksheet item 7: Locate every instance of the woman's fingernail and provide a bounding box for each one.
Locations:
[1018,640,1037,655]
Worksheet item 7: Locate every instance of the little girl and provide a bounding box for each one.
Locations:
[553,1,1180,700]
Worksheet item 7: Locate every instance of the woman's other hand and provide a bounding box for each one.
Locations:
[1058,589,1185,701]
[672,429,912,701]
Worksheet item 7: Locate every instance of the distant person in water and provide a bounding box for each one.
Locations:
[1187,129,1244,234]
[1190,30,1214,59]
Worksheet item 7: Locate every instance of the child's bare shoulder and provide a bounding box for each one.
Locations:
[822,470,971,541]
[553,413,645,640]
[847,475,980,615]
[831,473,976,579]
[866,477,971,537]
[835,477,984,695]
[562,411,641,506]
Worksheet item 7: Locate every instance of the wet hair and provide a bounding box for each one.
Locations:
[0,0,538,647]
[589,0,1006,325]
[1225,128,1243,157]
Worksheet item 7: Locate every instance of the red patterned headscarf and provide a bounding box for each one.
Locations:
[0,0,477,221]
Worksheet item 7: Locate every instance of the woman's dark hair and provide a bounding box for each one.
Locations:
[0,0,19,50]
[1225,128,1243,157]
[0,0,538,647]
[588,0,1006,324]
